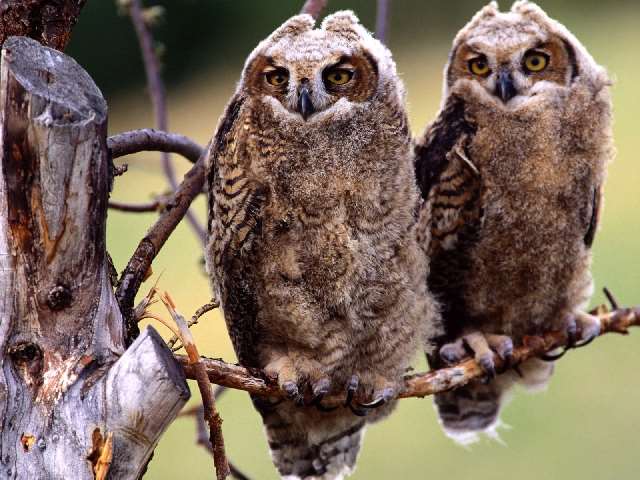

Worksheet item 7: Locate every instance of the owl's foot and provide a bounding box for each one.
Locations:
[540,311,601,361]
[439,331,514,378]
[344,374,397,417]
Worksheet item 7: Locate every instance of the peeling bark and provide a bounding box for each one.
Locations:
[0,0,87,50]
[0,36,189,479]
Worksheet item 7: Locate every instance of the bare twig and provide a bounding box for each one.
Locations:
[375,0,391,44]
[108,129,203,162]
[186,404,252,480]
[300,0,328,19]
[177,305,640,402]
[116,148,207,344]
[168,300,220,351]
[108,199,161,213]
[161,293,230,480]
[126,0,206,243]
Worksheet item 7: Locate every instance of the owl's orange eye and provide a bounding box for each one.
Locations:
[523,51,549,73]
[324,68,354,86]
[265,69,289,87]
[469,58,490,76]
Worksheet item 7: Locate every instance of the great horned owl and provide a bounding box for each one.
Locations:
[205,11,438,479]
[415,1,613,443]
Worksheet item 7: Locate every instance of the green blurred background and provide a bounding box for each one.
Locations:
[67,1,639,478]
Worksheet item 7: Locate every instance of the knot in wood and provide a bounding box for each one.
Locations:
[46,285,72,310]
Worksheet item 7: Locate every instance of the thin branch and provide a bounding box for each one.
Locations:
[300,0,328,19]
[115,147,207,344]
[375,0,391,44]
[126,0,206,244]
[168,300,219,351]
[187,404,252,480]
[108,199,160,213]
[108,129,203,163]
[177,305,640,402]
[161,293,230,480]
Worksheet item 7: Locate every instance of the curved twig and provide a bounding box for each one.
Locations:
[177,305,640,402]
[126,0,206,243]
[108,200,160,213]
[108,129,203,163]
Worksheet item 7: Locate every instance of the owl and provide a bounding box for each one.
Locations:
[415,1,612,443]
[205,11,438,479]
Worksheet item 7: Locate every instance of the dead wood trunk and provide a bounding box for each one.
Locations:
[0,36,189,479]
[0,0,87,50]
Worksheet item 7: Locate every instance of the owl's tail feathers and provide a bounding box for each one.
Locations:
[433,358,554,445]
[255,397,365,480]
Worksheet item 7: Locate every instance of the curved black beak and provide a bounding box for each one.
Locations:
[495,70,517,103]
[297,85,315,120]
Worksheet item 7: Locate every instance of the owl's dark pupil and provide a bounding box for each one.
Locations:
[531,57,540,66]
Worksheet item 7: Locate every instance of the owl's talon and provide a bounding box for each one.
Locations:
[348,404,369,417]
[439,339,467,365]
[345,375,359,407]
[539,349,567,362]
[310,378,337,412]
[356,387,395,409]
[573,311,601,348]
[282,381,303,405]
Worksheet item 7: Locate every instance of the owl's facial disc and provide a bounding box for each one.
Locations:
[250,52,377,121]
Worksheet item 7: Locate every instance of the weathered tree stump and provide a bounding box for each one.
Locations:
[0,36,189,479]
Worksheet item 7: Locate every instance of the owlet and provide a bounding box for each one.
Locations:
[206,11,439,478]
[415,1,613,443]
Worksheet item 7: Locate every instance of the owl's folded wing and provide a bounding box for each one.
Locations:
[207,94,266,270]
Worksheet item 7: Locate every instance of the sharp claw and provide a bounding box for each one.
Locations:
[345,375,359,407]
[478,355,496,379]
[348,404,369,417]
[573,334,597,349]
[539,348,567,362]
[311,378,337,412]
[357,387,395,410]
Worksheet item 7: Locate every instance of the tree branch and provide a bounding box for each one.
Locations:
[108,129,203,163]
[177,305,639,402]
[375,0,391,44]
[108,199,161,213]
[161,293,229,480]
[300,0,328,19]
[125,0,206,244]
[115,146,208,344]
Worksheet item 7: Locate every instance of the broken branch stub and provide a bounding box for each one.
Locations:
[0,36,189,479]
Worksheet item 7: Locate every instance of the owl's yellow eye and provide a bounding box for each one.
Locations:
[324,68,354,86]
[469,58,490,76]
[265,69,289,87]
[523,52,548,73]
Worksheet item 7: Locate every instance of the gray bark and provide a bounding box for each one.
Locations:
[0,36,189,479]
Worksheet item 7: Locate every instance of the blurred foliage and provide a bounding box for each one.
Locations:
[77,0,640,479]
[67,0,635,98]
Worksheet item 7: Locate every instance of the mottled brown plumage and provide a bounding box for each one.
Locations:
[206,11,438,478]
[415,1,613,443]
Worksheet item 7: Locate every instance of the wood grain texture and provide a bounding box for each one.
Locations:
[0,36,189,479]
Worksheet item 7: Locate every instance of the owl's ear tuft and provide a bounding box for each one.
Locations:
[479,2,500,18]
[269,14,315,43]
[511,1,547,19]
[321,10,363,41]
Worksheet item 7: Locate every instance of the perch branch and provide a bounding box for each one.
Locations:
[168,300,219,351]
[177,305,640,402]
[300,0,328,19]
[161,293,230,480]
[375,0,391,43]
[126,0,206,243]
